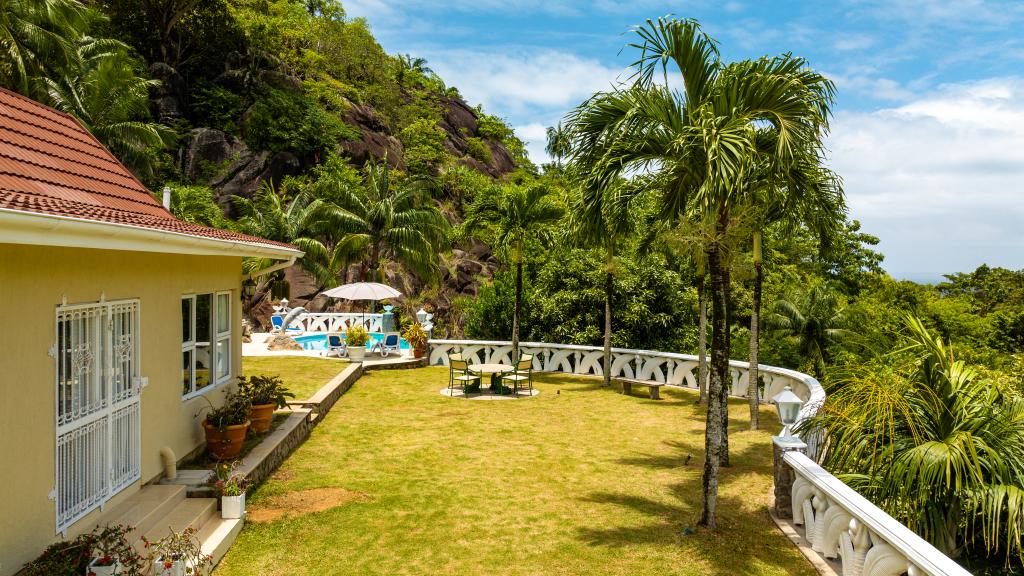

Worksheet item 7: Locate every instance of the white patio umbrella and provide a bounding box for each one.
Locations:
[322,282,403,328]
[322,282,402,300]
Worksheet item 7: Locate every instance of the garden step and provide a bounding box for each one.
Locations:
[197,516,245,566]
[140,497,218,547]
[101,484,186,538]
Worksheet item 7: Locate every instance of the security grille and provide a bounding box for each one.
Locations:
[55,300,140,533]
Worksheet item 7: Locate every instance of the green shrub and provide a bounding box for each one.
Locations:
[399,118,448,173]
[244,87,359,156]
[465,137,492,164]
[191,84,246,133]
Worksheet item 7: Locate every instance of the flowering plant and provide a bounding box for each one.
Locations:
[88,524,143,574]
[143,527,212,575]
[212,461,250,497]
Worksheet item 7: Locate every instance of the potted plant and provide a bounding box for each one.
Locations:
[87,524,142,576]
[212,462,250,519]
[200,391,251,460]
[238,375,294,434]
[402,322,428,358]
[144,527,211,576]
[346,325,370,362]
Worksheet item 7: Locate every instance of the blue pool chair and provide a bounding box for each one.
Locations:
[323,332,347,357]
[371,332,401,357]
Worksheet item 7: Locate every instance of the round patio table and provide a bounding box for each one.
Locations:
[469,363,514,395]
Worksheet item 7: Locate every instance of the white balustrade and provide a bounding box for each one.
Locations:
[427,339,823,407]
[296,313,384,333]
[787,451,969,576]
[427,338,968,575]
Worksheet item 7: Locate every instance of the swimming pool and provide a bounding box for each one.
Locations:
[293,333,411,351]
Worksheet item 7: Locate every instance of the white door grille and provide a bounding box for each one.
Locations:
[55,300,141,533]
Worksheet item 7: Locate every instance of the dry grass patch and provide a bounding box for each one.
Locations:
[248,487,369,523]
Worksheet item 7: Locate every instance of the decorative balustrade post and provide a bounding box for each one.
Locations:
[772,436,807,518]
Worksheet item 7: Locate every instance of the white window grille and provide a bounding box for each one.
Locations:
[55,300,141,533]
[181,291,232,397]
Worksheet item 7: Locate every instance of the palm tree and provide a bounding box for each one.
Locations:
[743,133,845,429]
[545,122,571,168]
[564,17,834,528]
[462,184,564,360]
[325,159,449,283]
[768,284,850,377]
[566,176,640,387]
[233,181,350,293]
[801,316,1024,559]
[396,53,431,86]
[0,0,87,99]
[43,37,174,178]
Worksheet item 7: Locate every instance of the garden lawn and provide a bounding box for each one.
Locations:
[242,356,347,401]
[215,367,814,576]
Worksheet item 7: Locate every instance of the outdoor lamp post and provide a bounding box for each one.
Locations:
[242,278,256,299]
[416,308,428,323]
[771,386,804,437]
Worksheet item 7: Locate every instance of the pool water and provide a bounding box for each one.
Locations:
[294,333,410,351]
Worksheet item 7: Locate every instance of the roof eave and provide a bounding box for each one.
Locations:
[0,208,303,259]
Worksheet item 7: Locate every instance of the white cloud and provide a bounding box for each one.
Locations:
[423,49,624,118]
[514,123,552,166]
[828,77,1024,278]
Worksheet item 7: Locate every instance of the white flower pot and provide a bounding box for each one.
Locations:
[152,558,185,576]
[87,557,120,576]
[222,493,245,519]
[348,346,366,362]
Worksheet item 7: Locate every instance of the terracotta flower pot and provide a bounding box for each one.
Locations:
[413,348,425,359]
[249,403,276,434]
[203,420,250,460]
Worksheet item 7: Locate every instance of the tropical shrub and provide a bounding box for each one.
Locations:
[346,325,370,347]
[802,316,1024,560]
[238,374,294,408]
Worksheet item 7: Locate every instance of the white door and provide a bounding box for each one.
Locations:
[54,300,141,533]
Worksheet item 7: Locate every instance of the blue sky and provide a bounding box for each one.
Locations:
[343,0,1024,281]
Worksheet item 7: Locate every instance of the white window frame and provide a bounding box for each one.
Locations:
[181,291,233,400]
[54,299,142,534]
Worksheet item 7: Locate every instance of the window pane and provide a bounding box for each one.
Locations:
[196,294,211,342]
[217,293,230,335]
[216,338,230,381]
[181,298,192,343]
[182,349,193,395]
[195,344,211,391]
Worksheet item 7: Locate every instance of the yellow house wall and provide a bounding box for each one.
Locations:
[0,244,244,574]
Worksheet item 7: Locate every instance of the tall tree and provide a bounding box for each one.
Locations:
[462,184,564,360]
[566,176,641,387]
[545,122,571,168]
[43,36,174,178]
[742,134,845,429]
[0,0,86,99]
[564,17,834,528]
[325,160,449,283]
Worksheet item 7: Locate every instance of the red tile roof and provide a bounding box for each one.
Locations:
[0,87,297,253]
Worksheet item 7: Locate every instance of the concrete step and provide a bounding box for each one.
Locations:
[100,484,186,538]
[197,516,245,566]
[141,497,218,546]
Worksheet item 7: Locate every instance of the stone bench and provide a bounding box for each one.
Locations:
[618,378,664,400]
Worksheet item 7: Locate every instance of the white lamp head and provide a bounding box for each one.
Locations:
[771,386,804,434]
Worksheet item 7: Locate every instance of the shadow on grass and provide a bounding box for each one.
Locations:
[577,440,807,576]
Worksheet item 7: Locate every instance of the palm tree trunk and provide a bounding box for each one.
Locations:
[748,229,762,430]
[603,268,613,387]
[719,250,731,468]
[697,274,708,405]
[512,256,523,361]
[699,238,729,529]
